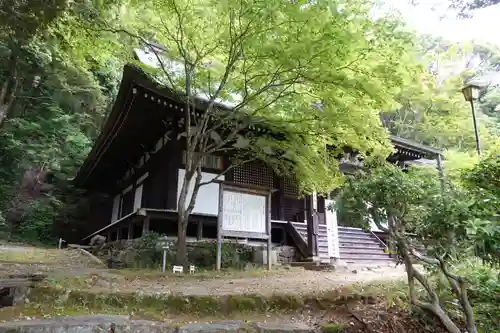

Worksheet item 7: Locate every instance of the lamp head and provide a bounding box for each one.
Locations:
[462,83,481,102]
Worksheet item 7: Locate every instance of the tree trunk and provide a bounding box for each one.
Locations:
[0,50,18,130]
[394,232,462,333]
[175,210,188,267]
[175,169,192,267]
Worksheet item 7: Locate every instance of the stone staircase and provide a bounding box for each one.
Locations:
[289,223,394,265]
[290,222,330,263]
[338,227,394,264]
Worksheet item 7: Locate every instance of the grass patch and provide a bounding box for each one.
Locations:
[0,248,59,264]
[27,286,310,315]
[337,280,408,303]
[321,323,345,333]
[0,303,296,325]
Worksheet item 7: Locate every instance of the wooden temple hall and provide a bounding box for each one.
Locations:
[74,64,444,261]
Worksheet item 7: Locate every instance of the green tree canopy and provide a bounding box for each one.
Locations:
[106,0,421,191]
[382,36,500,152]
[92,0,423,265]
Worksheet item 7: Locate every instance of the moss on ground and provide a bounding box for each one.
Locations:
[321,323,345,333]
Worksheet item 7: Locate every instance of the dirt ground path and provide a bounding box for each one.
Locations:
[106,266,408,296]
[1,244,408,296]
[62,263,409,297]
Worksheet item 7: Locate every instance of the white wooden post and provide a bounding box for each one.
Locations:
[162,250,167,273]
[133,184,143,211]
[325,199,340,264]
[111,194,120,222]
[142,218,150,234]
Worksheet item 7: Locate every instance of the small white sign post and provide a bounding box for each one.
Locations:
[156,238,170,273]
[216,183,272,271]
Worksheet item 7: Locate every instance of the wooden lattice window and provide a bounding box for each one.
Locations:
[284,197,305,221]
[283,176,299,197]
[233,161,273,188]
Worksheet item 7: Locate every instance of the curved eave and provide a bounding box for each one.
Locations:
[73,64,185,191]
[73,65,137,189]
[389,135,443,161]
[72,64,288,191]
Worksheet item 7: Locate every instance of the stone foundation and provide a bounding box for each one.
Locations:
[275,245,297,264]
[93,238,299,268]
[0,316,313,333]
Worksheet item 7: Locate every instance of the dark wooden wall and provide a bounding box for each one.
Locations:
[87,132,311,234]
[141,139,181,210]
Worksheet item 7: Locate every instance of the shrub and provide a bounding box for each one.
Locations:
[115,233,255,270]
[187,241,254,269]
[130,231,164,268]
[456,259,500,332]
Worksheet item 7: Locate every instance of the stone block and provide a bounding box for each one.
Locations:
[178,320,244,333]
[252,248,278,266]
[275,246,297,264]
[253,323,311,333]
[0,316,315,333]
[0,316,175,333]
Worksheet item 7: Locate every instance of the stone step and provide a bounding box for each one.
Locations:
[341,259,396,265]
[340,247,387,255]
[338,234,378,242]
[341,253,394,261]
[339,238,381,245]
[339,242,384,249]
[290,261,334,271]
[337,228,370,235]
[338,231,382,238]
[292,223,328,230]
[339,243,383,251]
[338,227,364,231]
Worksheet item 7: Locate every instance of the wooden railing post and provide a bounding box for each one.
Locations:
[306,195,319,260]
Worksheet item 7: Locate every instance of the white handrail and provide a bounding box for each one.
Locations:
[370,230,388,250]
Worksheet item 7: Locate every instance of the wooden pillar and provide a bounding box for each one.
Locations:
[142,217,150,234]
[116,227,122,240]
[305,195,319,260]
[278,178,285,220]
[127,223,134,240]
[196,220,203,241]
[107,231,112,242]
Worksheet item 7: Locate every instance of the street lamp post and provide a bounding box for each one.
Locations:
[461,83,482,156]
